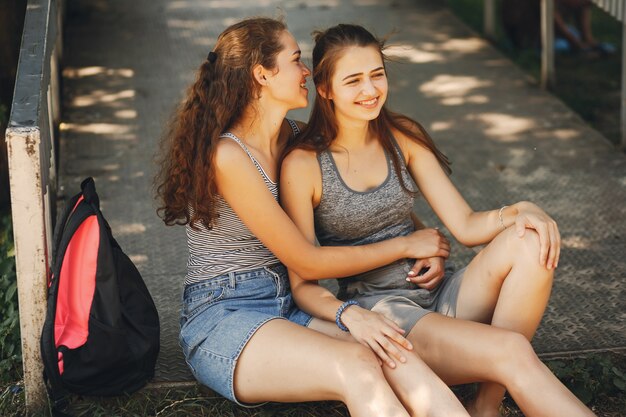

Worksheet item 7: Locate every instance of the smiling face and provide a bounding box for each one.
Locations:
[264,31,311,110]
[325,45,387,125]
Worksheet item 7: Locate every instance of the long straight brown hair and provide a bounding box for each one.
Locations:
[288,24,450,193]
[155,17,287,229]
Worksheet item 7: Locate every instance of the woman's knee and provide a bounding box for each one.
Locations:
[505,227,552,274]
[493,331,541,381]
[338,344,385,386]
[502,226,537,256]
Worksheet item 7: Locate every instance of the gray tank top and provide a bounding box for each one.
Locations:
[314,139,417,249]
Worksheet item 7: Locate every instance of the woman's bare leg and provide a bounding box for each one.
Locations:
[453,227,554,416]
[310,318,470,416]
[407,314,594,417]
[234,318,409,417]
[381,347,470,417]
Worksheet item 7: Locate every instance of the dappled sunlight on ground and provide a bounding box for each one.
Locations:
[420,74,492,97]
[64,66,134,78]
[561,235,592,249]
[419,74,493,107]
[70,89,135,107]
[550,129,581,140]
[115,222,148,235]
[430,120,453,132]
[60,122,135,139]
[386,44,445,64]
[439,37,486,54]
[129,254,149,265]
[467,113,536,141]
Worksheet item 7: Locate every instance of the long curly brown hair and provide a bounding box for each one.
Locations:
[155,17,286,229]
[286,24,450,194]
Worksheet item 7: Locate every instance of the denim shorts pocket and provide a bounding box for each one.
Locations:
[183,284,226,320]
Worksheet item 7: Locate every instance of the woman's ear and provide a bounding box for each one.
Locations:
[253,64,270,86]
[317,85,332,100]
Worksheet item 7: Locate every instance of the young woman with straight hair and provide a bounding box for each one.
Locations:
[280,23,595,417]
[156,17,471,416]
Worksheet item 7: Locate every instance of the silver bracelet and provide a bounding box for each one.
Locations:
[498,205,509,230]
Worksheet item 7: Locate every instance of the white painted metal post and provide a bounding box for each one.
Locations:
[541,0,555,90]
[484,0,496,39]
[6,0,65,410]
[6,127,50,409]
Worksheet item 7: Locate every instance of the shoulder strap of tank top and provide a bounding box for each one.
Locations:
[219,132,255,160]
[389,134,409,166]
[219,132,274,183]
[316,148,342,181]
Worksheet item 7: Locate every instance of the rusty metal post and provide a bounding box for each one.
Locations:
[5,0,63,411]
[6,127,50,410]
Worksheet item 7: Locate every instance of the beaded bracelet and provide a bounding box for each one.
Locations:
[335,300,359,332]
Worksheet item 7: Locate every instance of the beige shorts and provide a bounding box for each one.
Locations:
[337,259,466,334]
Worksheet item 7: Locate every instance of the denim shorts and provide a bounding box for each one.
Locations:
[179,264,312,406]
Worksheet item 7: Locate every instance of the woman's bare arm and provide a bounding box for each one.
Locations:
[396,128,560,268]
[213,140,448,280]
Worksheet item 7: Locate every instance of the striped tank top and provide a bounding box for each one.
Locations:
[185,120,300,286]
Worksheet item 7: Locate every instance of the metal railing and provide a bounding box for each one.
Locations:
[592,0,625,21]
[483,0,625,149]
[5,0,64,410]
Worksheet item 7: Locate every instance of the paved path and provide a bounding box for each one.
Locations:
[59,0,625,382]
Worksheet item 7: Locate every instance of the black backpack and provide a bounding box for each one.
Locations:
[41,177,160,408]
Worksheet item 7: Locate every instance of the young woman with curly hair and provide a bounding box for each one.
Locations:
[155,17,470,416]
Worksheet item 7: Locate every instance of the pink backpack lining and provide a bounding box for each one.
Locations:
[54,213,100,374]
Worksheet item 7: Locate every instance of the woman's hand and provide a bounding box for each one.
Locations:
[407,257,446,290]
[340,305,413,369]
[403,228,450,260]
[513,202,561,269]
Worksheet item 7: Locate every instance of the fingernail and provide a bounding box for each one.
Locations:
[400,356,406,363]
[406,277,411,282]
[407,271,416,276]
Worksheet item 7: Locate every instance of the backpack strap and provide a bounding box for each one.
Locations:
[79,177,121,247]
[50,177,99,272]
[42,178,100,417]
[80,177,100,209]
[51,192,81,272]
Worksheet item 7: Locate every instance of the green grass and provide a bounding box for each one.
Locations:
[447,0,622,145]
[0,209,20,385]
[1,353,624,416]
